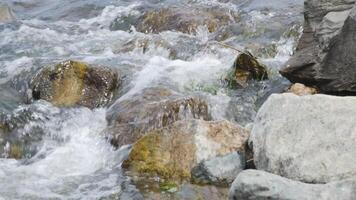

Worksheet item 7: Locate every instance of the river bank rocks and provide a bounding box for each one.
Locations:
[250,93,356,183]
[106,87,210,147]
[30,60,119,109]
[122,119,249,185]
[225,52,268,88]
[280,0,356,94]
[0,4,15,23]
[229,170,356,200]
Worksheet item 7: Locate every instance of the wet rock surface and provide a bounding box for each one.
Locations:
[250,93,356,183]
[106,87,210,147]
[111,6,239,34]
[225,52,268,88]
[0,4,15,23]
[30,60,119,109]
[229,170,356,200]
[122,119,249,184]
[280,0,356,94]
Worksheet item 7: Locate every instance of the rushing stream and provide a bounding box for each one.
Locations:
[0,0,303,199]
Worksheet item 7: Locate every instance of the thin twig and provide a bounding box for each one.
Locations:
[215,41,244,53]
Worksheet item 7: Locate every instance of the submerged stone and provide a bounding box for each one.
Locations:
[134,7,238,34]
[225,52,268,88]
[0,4,15,23]
[106,87,210,147]
[30,60,119,108]
[122,120,249,184]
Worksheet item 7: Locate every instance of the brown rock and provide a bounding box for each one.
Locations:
[106,87,210,147]
[136,7,238,34]
[122,120,250,183]
[288,83,317,96]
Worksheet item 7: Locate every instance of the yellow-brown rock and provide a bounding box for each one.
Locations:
[288,83,317,96]
[122,120,250,184]
[136,7,238,34]
[31,60,119,108]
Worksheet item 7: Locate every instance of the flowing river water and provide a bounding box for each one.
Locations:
[0,0,303,199]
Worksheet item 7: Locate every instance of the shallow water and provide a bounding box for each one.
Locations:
[0,0,303,199]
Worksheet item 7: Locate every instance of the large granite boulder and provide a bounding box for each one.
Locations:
[250,93,356,183]
[30,60,119,109]
[0,4,15,23]
[106,87,210,147]
[229,170,356,200]
[280,0,356,94]
[122,120,249,185]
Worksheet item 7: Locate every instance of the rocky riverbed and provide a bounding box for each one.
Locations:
[1,0,356,199]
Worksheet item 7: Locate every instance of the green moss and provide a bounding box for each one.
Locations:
[123,132,191,182]
[159,182,178,191]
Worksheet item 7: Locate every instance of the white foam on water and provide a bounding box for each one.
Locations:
[0,56,33,84]
[120,53,232,99]
[0,103,127,199]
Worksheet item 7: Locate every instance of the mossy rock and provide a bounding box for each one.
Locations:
[31,60,119,108]
[122,129,195,182]
[122,120,250,185]
[225,52,268,88]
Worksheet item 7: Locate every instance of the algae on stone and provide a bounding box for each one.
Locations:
[31,60,119,108]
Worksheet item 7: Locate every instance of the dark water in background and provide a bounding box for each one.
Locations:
[0,0,303,199]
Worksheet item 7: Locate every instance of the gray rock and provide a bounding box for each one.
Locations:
[250,93,356,183]
[280,0,356,94]
[229,170,356,200]
[0,4,15,23]
[192,152,245,186]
